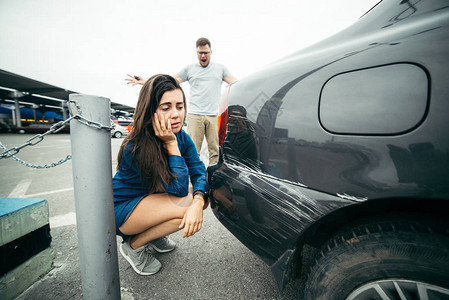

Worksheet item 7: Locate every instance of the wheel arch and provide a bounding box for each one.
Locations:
[301,197,449,248]
[279,197,449,289]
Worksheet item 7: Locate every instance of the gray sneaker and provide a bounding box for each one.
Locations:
[120,239,161,275]
[148,236,176,253]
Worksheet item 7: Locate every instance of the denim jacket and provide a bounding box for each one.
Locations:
[113,129,208,232]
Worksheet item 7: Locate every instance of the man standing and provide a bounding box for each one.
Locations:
[126,37,237,165]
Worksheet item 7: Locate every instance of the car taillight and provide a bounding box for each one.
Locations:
[218,84,231,146]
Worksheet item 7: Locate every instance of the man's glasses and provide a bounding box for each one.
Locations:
[197,51,210,56]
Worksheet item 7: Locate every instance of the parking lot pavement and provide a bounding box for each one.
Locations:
[1,134,305,299]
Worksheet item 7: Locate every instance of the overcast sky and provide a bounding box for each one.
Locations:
[0,0,379,108]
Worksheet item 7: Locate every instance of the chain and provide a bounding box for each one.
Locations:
[75,115,113,131]
[0,141,72,168]
[0,99,113,168]
[67,100,113,131]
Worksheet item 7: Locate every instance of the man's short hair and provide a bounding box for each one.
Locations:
[196,37,211,48]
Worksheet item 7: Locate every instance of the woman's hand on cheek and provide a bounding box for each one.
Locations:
[153,113,176,144]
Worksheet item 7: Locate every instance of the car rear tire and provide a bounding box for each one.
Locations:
[113,131,122,138]
[304,217,449,300]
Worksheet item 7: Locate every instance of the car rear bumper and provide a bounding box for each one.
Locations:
[207,160,355,290]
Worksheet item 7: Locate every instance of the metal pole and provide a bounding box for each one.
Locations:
[69,94,120,300]
[14,98,22,127]
[62,101,68,121]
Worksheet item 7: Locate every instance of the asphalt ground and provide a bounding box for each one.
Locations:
[0,133,312,299]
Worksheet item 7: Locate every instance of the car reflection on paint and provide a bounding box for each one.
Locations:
[207,1,449,299]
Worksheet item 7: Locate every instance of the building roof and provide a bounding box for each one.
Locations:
[0,69,135,116]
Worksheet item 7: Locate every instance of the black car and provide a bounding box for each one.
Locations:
[207,1,449,299]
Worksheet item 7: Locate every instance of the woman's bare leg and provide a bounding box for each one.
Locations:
[119,193,193,249]
[130,218,181,249]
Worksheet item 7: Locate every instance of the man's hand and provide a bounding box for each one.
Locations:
[125,74,145,85]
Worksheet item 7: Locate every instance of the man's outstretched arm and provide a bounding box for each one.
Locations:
[173,74,184,84]
[125,74,185,85]
[224,74,237,84]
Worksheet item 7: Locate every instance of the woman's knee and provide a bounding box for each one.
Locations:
[129,193,193,221]
[169,193,193,211]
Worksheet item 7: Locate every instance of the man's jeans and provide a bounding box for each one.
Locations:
[186,114,219,165]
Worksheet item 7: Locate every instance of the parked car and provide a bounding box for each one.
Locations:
[14,123,70,134]
[112,119,133,132]
[207,1,449,299]
[0,121,11,133]
[110,121,128,138]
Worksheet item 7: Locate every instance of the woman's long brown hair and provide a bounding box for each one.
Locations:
[116,74,186,193]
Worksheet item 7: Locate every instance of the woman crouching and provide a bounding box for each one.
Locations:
[113,74,208,275]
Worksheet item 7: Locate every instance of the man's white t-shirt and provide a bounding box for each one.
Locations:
[178,62,230,116]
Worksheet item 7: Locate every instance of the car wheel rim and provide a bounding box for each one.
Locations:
[346,279,449,300]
